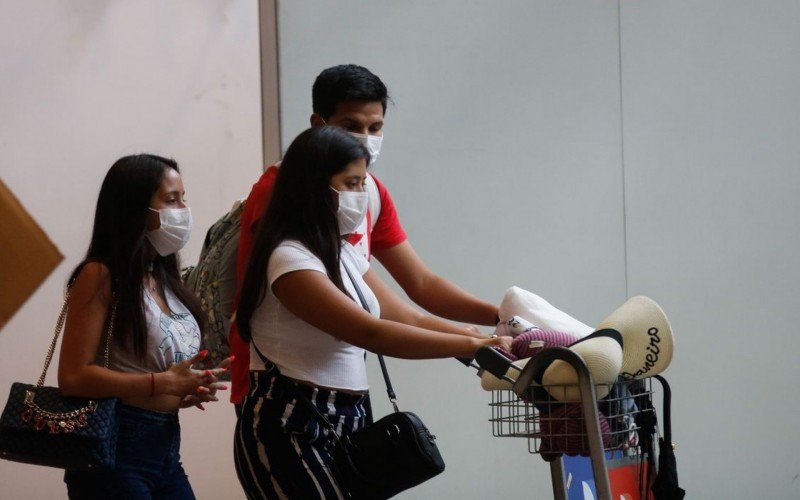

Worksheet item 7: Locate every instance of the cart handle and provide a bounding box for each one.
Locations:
[474,346,522,378]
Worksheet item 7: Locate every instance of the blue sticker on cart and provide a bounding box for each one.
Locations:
[564,453,650,500]
[564,455,598,500]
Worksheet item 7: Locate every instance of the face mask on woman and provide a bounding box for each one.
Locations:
[331,187,368,235]
[146,207,193,256]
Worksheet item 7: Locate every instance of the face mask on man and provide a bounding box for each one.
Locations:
[317,118,383,165]
[146,207,193,256]
[331,187,368,235]
[349,132,382,165]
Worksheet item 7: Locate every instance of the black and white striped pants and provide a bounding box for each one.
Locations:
[233,370,368,500]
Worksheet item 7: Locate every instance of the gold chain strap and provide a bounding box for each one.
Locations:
[29,285,117,421]
[102,299,116,369]
[23,390,98,419]
[36,292,70,388]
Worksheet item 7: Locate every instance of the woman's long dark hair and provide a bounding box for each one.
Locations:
[236,126,370,342]
[69,154,205,359]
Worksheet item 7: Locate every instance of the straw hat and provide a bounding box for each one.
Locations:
[539,329,624,401]
[480,357,530,391]
[596,296,674,380]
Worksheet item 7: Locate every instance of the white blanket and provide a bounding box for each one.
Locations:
[498,286,592,338]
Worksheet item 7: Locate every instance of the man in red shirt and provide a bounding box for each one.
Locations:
[230,64,499,406]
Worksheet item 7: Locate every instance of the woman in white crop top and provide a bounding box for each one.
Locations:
[234,127,512,499]
[57,155,231,499]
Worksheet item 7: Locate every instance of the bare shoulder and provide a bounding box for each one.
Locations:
[71,262,113,304]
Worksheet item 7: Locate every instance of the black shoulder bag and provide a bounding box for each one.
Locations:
[0,286,118,470]
[298,264,445,499]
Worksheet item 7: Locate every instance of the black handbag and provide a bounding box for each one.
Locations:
[321,263,445,498]
[301,357,445,500]
[0,288,119,470]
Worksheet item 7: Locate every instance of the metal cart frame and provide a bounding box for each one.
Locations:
[476,346,660,500]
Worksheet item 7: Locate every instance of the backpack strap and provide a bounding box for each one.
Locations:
[365,173,381,231]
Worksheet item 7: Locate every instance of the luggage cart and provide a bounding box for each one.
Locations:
[475,347,661,500]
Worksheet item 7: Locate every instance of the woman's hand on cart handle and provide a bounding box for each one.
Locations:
[485,334,513,352]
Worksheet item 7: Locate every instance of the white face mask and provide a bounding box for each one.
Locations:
[349,132,382,165]
[331,187,369,235]
[146,207,193,256]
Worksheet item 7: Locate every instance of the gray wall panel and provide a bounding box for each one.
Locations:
[621,1,800,497]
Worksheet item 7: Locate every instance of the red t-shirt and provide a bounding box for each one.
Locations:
[229,165,407,403]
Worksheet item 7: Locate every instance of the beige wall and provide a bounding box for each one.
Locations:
[0,1,261,498]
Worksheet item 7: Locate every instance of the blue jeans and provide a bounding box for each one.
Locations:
[64,404,195,500]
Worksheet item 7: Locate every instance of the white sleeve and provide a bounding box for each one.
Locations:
[267,241,327,289]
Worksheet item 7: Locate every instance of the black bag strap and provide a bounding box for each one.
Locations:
[654,375,672,443]
[341,261,399,411]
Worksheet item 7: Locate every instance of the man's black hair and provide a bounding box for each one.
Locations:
[312,64,389,119]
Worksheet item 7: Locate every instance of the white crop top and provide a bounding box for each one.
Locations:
[106,286,201,373]
[249,240,381,391]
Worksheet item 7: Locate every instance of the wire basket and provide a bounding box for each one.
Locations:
[489,378,656,459]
